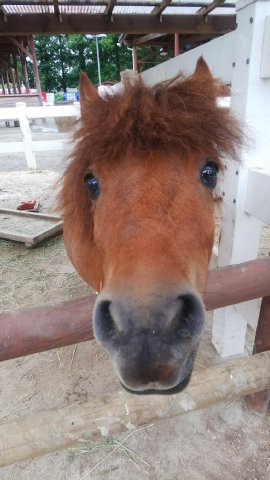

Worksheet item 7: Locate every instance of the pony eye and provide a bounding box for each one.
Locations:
[85,174,100,200]
[200,161,219,189]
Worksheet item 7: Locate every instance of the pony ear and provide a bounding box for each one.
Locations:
[79,71,99,116]
[193,57,213,81]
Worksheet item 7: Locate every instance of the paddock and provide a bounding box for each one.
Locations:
[0,136,270,478]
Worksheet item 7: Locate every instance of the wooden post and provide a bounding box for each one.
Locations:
[1,71,6,95]
[0,351,270,467]
[12,52,22,94]
[246,296,270,413]
[27,35,43,106]
[9,63,17,94]
[174,33,180,56]
[5,68,11,94]
[21,49,30,93]
[27,35,47,128]
[16,102,36,170]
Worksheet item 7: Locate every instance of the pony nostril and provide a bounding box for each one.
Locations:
[94,300,117,342]
[172,294,204,340]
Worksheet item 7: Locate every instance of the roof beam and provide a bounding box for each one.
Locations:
[0,5,7,22]
[196,0,226,16]
[0,0,236,7]
[7,36,33,60]
[0,13,236,35]
[126,33,166,46]
[151,0,172,16]
[104,0,117,15]
[53,0,62,21]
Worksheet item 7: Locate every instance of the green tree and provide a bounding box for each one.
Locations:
[33,34,171,92]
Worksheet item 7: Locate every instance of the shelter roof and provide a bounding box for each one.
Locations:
[0,0,236,36]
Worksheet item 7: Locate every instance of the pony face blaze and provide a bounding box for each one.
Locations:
[60,57,243,394]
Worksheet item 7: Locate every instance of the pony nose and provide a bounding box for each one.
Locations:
[93,292,204,345]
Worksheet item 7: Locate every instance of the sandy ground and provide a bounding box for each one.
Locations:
[0,124,270,480]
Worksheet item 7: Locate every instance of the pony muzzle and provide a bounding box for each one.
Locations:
[93,288,205,394]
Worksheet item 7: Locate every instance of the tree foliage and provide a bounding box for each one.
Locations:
[31,34,171,92]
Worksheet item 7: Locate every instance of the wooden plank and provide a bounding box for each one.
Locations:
[196,0,226,16]
[0,208,62,221]
[0,257,269,362]
[0,142,24,152]
[0,351,270,467]
[16,101,36,169]
[32,140,65,152]
[261,16,270,79]
[0,229,34,244]
[246,297,270,413]
[127,32,165,46]
[204,257,270,311]
[0,209,63,246]
[0,296,95,361]
[31,221,63,245]
[141,31,235,85]
[245,168,270,225]
[151,0,172,16]
[0,13,236,35]
[25,104,80,118]
[0,140,66,154]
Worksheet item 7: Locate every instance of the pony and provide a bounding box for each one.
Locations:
[59,57,243,394]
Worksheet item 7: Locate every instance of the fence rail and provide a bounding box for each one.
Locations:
[0,102,80,168]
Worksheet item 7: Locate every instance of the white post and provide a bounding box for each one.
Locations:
[212,0,270,357]
[16,102,36,170]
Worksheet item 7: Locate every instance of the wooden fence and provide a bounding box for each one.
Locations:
[0,101,80,169]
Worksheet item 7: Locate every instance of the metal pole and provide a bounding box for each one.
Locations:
[174,33,180,57]
[95,36,102,86]
[132,46,138,72]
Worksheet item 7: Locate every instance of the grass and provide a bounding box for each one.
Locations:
[67,426,153,478]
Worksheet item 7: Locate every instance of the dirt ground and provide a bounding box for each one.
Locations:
[0,124,270,480]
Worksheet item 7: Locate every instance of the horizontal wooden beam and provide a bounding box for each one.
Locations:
[196,0,226,16]
[126,32,166,46]
[0,257,269,362]
[0,0,236,6]
[124,32,219,47]
[1,350,270,467]
[0,13,236,35]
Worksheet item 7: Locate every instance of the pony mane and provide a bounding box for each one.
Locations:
[58,71,244,221]
[71,72,243,169]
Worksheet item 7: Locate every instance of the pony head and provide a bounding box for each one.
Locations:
[60,58,242,394]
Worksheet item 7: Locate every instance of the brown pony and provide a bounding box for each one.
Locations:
[59,58,242,394]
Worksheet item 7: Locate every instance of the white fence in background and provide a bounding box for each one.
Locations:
[0,102,80,169]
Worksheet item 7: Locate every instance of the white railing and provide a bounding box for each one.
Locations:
[0,102,80,169]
